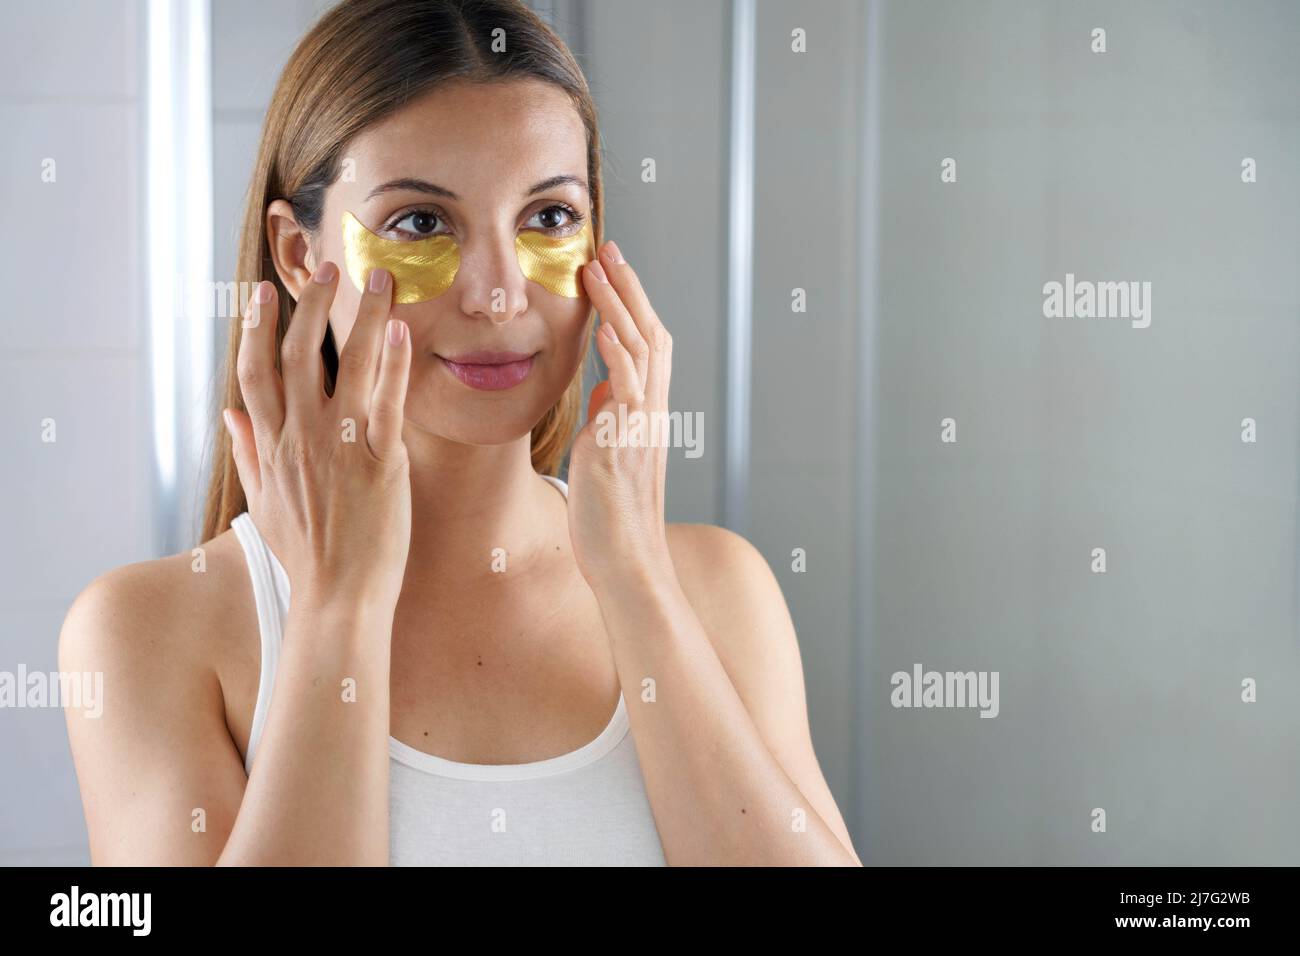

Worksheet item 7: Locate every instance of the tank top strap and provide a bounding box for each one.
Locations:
[539,473,569,499]
[231,480,561,774]
[230,512,289,775]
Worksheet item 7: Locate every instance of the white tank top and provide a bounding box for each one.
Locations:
[230,473,666,866]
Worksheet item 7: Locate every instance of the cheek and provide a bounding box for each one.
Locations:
[551,302,593,373]
[316,237,364,348]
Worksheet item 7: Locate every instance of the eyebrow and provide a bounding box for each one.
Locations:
[364,174,589,202]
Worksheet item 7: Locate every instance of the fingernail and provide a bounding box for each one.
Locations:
[313,261,338,284]
[588,260,608,283]
[369,268,390,293]
[602,241,624,265]
[255,281,273,304]
[387,319,405,346]
[221,409,231,432]
[601,320,617,340]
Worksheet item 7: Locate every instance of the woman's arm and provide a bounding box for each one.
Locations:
[61,563,249,865]
[60,560,395,866]
[568,241,860,865]
[588,528,861,866]
[216,595,394,866]
[64,262,413,866]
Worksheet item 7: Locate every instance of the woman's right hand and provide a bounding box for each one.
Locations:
[222,264,412,615]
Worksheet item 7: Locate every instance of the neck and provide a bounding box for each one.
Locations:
[399,420,564,596]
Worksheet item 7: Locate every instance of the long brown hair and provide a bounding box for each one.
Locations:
[200,0,603,543]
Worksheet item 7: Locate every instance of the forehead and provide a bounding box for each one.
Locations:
[345,78,588,195]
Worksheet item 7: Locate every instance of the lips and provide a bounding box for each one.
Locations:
[438,350,537,391]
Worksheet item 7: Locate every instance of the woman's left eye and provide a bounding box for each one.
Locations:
[527,204,583,235]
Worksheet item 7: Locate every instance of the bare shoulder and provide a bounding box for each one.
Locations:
[665,528,795,639]
[663,523,860,863]
[664,521,769,577]
[59,528,255,864]
[59,528,252,678]
[663,522,800,671]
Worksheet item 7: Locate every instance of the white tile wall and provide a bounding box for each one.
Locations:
[0,104,144,353]
[0,0,148,867]
[0,355,154,601]
[0,601,92,865]
[0,0,139,103]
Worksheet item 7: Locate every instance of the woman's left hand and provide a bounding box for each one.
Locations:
[565,240,674,591]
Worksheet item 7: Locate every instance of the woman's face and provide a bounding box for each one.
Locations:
[313,78,593,447]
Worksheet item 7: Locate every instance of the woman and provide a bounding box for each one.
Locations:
[60,0,860,866]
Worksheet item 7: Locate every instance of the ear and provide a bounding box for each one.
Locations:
[266,198,317,301]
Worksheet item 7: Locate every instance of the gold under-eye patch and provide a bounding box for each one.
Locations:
[340,211,594,304]
[341,210,460,304]
[515,221,595,298]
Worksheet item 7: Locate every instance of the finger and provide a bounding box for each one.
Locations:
[235,280,285,455]
[279,260,339,418]
[366,319,412,461]
[222,406,261,504]
[333,267,393,415]
[594,317,643,405]
[646,318,672,407]
[583,259,647,394]
[596,242,672,404]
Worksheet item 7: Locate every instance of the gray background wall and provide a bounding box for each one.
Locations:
[863,0,1299,865]
[0,0,1296,865]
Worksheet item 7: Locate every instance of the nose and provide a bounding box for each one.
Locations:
[455,229,529,325]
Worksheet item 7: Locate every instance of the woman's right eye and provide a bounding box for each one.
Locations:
[389,210,445,239]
